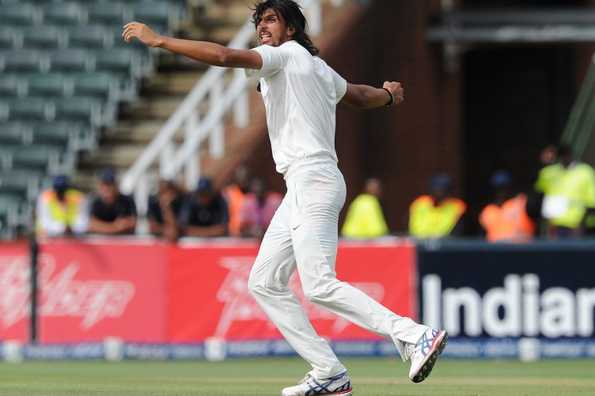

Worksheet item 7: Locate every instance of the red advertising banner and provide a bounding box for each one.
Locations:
[168,241,416,342]
[0,239,168,343]
[0,239,416,343]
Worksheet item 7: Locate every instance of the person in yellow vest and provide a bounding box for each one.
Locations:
[479,170,535,242]
[223,166,250,238]
[409,174,466,238]
[341,178,389,239]
[36,175,88,237]
[535,144,595,238]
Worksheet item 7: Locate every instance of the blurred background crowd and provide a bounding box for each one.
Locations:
[37,141,595,242]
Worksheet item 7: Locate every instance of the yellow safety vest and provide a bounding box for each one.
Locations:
[41,189,84,226]
[409,195,466,238]
[341,194,389,239]
[535,163,595,228]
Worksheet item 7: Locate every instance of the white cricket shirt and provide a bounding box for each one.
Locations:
[247,40,347,175]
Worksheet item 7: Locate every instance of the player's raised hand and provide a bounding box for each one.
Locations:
[122,22,162,47]
[383,81,404,105]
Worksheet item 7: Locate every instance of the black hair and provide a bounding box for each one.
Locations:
[252,0,319,56]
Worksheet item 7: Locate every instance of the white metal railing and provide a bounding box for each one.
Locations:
[121,0,345,216]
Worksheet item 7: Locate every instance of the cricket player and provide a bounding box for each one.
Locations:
[123,1,447,394]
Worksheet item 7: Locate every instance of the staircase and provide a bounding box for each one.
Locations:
[74,0,254,191]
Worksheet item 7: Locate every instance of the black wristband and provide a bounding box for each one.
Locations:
[383,88,395,107]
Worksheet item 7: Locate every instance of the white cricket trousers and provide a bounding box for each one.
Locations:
[248,157,427,379]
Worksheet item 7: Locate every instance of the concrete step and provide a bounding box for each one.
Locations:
[119,95,188,120]
[142,70,205,96]
[80,144,149,169]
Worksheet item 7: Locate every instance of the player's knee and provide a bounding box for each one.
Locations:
[303,281,334,304]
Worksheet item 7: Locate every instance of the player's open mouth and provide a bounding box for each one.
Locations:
[260,32,272,42]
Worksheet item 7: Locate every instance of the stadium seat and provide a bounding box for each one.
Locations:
[0,175,31,201]
[73,72,119,100]
[0,28,20,49]
[0,50,45,73]
[42,2,86,26]
[95,48,140,79]
[132,2,173,32]
[0,169,41,201]
[87,2,130,26]
[0,194,22,217]
[11,145,63,172]
[0,4,38,26]
[48,49,91,73]
[0,76,24,98]
[0,122,32,145]
[31,121,78,147]
[67,25,111,50]
[22,26,64,49]
[0,101,7,122]
[27,73,71,98]
[6,97,54,121]
[54,97,102,126]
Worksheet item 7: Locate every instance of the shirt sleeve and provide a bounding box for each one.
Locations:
[245,44,289,79]
[330,66,347,104]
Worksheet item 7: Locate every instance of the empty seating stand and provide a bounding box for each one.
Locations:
[0,0,185,238]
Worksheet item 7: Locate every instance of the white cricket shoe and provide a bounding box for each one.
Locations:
[281,371,353,396]
[408,328,448,383]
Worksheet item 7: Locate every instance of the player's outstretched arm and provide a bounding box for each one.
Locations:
[342,81,404,109]
[122,22,262,69]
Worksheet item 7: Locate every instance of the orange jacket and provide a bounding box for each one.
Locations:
[480,194,535,242]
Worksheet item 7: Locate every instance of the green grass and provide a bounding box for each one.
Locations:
[0,358,594,396]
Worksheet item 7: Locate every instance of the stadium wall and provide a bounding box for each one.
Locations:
[1,238,594,360]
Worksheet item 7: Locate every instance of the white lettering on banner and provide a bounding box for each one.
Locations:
[422,274,595,337]
[0,254,135,330]
[215,257,385,338]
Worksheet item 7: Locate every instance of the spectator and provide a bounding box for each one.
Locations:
[409,174,466,239]
[223,166,250,237]
[535,144,595,238]
[178,177,228,237]
[147,179,185,241]
[36,175,88,237]
[88,169,137,235]
[479,170,535,242]
[341,178,389,239]
[239,178,282,238]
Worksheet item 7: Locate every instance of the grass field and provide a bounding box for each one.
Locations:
[0,358,594,396]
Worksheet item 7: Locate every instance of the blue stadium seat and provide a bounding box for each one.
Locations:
[0,50,46,73]
[11,145,63,172]
[88,2,130,26]
[0,101,7,122]
[5,97,54,121]
[42,2,86,26]
[0,76,25,98]
[48,49,91,73]
[27,73,71,98]
[0,28,20,49]
[132,2,173,32]
[67,25,112,49]
[95,48,140,79]
[0,122,32,145]
[0,4,38,26]
[22,26,64,49]
[54,97,102,126]
[73,72,119,100]
[31,121,76,147]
